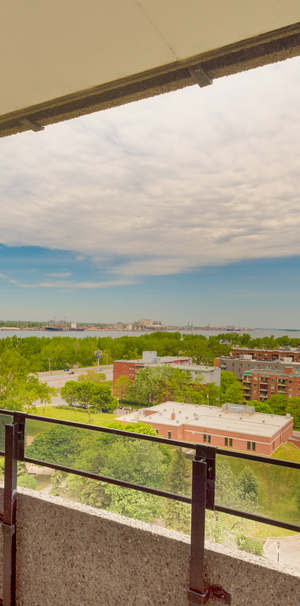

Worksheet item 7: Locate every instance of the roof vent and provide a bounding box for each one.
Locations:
[262,419,266,423]
[240,417,243,420]
[219,414,222,417]
[186,416,189,420]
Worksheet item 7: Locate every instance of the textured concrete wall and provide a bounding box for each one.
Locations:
[0,486,300,605]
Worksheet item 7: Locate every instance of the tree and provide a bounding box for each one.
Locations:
[66,422,170,524]
[113,375,132,400]
[220,371,243,404]
[77,370,106,383]
[164,449,191,534]
[26,425,84,466]
[266,394,287,415]
[0,348,55,412]
[17,475,37,490]
[50,470,64,496]
[61,380,116,411]
[60,380,79,405]
[237,467,259,500]
[286,398,300,427]
[167,448,190,495]
[253,402,272,414]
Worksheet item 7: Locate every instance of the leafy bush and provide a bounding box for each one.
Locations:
[17,475,37,490]
[236,535,263,556]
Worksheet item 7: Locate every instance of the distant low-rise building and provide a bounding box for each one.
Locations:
[242,367,300,402]
[116,401,293,455]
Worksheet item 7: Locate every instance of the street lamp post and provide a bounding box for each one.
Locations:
[46,357,52,374]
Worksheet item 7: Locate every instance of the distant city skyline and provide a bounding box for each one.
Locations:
[1,56,300,327]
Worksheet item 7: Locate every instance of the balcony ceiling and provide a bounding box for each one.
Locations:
[1,1,300,137]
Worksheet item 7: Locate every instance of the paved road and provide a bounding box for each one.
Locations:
[264,535,300,569]
[38,366,113,389]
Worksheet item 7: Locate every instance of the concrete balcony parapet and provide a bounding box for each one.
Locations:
[1,485,300,605]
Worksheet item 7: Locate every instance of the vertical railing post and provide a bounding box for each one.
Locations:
[188,444,231,606]
[2,413,25,606]
[188,445,209,605]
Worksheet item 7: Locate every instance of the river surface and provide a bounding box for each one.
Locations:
[0,329,300,340]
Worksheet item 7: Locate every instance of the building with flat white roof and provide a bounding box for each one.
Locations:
[113,351,220,387]
[116,401,293,455]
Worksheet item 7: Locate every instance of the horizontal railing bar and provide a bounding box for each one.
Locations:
[215,505,300,533]
[2,409,196,449]
[217,447,300,469]
[23,456,192,503]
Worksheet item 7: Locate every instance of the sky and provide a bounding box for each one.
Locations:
[1,56,300,327]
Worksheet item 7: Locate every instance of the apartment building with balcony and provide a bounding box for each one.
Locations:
[215,355,300,380]
[242,367,300,402]
[231,346,300,363]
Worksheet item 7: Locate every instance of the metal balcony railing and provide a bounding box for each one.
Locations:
[1,409,300,606]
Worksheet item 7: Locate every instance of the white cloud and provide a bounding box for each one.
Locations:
[47,272,72,278]
[0,273,135,290]
[1,57,300,283]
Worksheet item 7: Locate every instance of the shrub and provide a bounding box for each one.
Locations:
[17,475,37,490]
[236,535,263,556]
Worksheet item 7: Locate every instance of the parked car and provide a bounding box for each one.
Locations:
[124,406,133,411]
[68,371,75,375]
[64,368,69,372]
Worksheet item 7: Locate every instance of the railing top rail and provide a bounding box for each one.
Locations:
[1,408,300,469]
[0,408,197,450]
[217,447,300,469]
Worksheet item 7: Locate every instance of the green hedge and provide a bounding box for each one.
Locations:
[236,535,263,556]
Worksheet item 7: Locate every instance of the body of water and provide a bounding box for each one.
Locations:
[0,329,299,340]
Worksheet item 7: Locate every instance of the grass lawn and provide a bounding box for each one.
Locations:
[271,443,300,462]
[25,407,121,443]
[217,443,300,536]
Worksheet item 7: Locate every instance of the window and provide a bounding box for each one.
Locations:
[167,431,171,439]
[229,438,233,447]
[252,442,256,451]
[203,434,207,442]
[247,441,251,450]
[225,437,228,446]
[208,435,211,444]
[225,437,233,447]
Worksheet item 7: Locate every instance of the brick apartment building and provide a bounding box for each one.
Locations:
[113,350,192,385]
[113,351,221,387]
[242,367,300,402]
[231,346,300,363]
[214,356,300,381]
[116,401,293,455]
